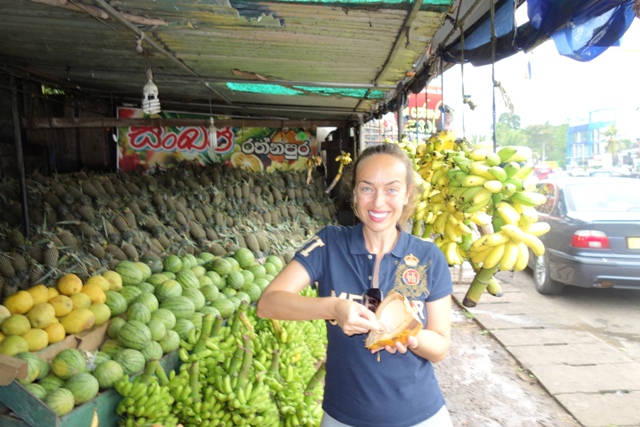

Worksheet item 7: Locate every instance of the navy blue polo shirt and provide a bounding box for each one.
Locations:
[294,223,453,427]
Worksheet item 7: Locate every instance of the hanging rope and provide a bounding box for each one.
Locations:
[440,56,445,130]
[490,0,497,152]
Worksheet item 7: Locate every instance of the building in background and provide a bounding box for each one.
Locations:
[566,108,616,170]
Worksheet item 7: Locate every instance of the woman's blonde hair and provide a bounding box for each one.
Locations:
[345,143,420,228]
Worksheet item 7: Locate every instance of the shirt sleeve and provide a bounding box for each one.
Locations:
[292,226,330,285]
[425,244,453,302]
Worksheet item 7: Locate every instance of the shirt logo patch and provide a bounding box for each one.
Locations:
[300,235,325,257]
[394,254,431,299]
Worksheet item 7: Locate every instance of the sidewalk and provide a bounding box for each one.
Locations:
[449,264,640,427]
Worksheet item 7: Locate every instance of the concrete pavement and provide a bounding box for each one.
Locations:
[449,264,640,427]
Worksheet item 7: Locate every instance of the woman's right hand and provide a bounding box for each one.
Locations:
[334,298,384,336]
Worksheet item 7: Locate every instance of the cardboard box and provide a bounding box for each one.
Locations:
[0,322,112,427]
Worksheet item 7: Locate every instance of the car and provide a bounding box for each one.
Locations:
[588,170,613,177]
[527,176,640,295]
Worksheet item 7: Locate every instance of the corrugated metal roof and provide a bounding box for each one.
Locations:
[0,0,475,124]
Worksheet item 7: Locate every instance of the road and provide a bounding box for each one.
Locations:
[495,268,640,362]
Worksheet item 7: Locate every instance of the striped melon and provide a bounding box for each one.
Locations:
[118,286,143,305]
[150,308,176,331]
[155,279,182,301]
[211,298,235,319]
[181,288,206,311]
[64,372,99,404]
[115,261,143,286]
[176,270,200,290]
[173,318,195,340]
[44,388,75,416]
[140,341,163,362]
[51,348,87,380]
[206,258,231,276]
[117,320,151,350]
[159,296,196,319]
[113,348,145,375]
[105,290,128,316]
[134,292,159,313]
[93,360,124,389]
[126,303,151,324]
[158,330,180,354]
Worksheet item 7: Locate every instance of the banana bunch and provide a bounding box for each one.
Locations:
[114,360,178,427]
[469,201,550,272]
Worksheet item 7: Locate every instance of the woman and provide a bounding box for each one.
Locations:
[257,143,453,427]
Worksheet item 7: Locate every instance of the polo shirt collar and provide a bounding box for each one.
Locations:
[349,222,408,260]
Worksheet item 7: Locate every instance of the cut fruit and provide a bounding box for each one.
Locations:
[364,291,423,351]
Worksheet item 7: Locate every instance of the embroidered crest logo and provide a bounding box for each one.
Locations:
[394,254,430,299]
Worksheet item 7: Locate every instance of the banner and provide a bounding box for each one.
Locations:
[402,86,444,141]
[116,107,317,173]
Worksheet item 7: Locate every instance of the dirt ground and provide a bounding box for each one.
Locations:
[436,304,582,427]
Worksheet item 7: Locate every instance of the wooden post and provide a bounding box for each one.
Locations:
[10,75,30,240]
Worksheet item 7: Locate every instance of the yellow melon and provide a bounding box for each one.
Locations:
[4,291,35,315]
[26,303,57,329]
[70,293,92,310]
[0,332,5,344]
[81,283,106,304]
[102,270,123,291]
[57,273,83,296]
[26,284,50,305]
[22,328,49,352]
[60,308,95,334]
[44,322,66,344]
[48,295,74,317]
[1,314,31,336]
[85,275,111,293]
[88,303,111,326]
[0,305,10,324]
[47,287,59,300]
[0,335,29,356]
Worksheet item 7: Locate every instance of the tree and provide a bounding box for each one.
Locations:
[523,122,568,169]
[603,125,621,166]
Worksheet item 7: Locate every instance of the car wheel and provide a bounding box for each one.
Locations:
[533,253,564,295]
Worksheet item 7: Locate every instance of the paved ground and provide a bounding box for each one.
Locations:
[448,264,640,427]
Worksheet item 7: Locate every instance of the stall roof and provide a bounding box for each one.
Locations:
[2,0,505,126]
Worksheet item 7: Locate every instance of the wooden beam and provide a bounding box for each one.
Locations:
[23,117,347,130]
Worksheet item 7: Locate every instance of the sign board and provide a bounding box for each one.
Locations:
[116,108,317,173]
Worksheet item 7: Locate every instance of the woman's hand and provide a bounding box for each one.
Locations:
[335,299,383,336]
[371,335,419,355]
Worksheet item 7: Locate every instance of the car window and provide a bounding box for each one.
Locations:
[536,183,557,214]
[564,182,640,212]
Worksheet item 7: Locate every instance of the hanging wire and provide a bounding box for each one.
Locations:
[460,26,466,138]
[440,56,445,131]
[490,0,497,152]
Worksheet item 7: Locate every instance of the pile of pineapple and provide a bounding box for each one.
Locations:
[0,162,335,300]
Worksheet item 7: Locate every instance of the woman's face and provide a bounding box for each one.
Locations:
[354,153,409,233]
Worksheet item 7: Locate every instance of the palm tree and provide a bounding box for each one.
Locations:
[603,125,620,166]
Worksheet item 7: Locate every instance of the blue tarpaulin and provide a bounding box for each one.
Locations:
[441,0,636,65]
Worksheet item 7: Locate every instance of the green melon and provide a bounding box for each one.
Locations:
[15,352,41,385]
[150,308,176,331]
[254,278,271,291]
[248,263,267,279]
[191,265,206,278]
[235,292,251,306]
[93,360,124,389]
[118,286,144,305]
[140,341,163,362]
[25,383,47,400]
[265,255,285,272]
[39,375,64,393]
[117,320,151,350]
[233,248,256,269]
[162,271,176,280]
[240,282,262,303]
[159,296,196,319]
[204,271,223,288]
[147,319,167,341]
[51,348,87,380]
[44,387,75,416]
[199,306,221,318]
[92,351,111,368]
[64,372,99,404]
[155,279,183,301]
[158,330,180,354]
[147,273,170,288]
[197,252,216,263]
[211,298,235,319]
[225,257,241,271]
[263,262,278,276]
[240,269,255,285]
[163,255,183,273]
[189,312,204,330]
[115,261,144,286]
[37,359,50,380]
[181,254,199,270]
[226,270,245,290]
[206,258,231,276]
[98,339,124,358]
[198,275,214,289]
[126,302,151,324]
[181,288,206,311]
[173,318,195,340]
[176,270,200,290]
[133,262,153,281]
[105,290,128,316]
[134,293,159,313]
[200,284,220,303]
[139,256,163,274]
[107,317,127,340]
[135,282,155,294]
[113,348,145,375]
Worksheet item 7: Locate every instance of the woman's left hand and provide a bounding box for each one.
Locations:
[372,335,419,355]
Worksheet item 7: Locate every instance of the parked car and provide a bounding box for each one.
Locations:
[528,177,640,294]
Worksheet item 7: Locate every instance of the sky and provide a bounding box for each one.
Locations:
[440,12,640,141]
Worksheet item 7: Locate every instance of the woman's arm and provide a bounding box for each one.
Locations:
[377,294,451,363]
[256,260,382,336]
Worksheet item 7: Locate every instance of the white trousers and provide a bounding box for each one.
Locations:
[320,405,454,427]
